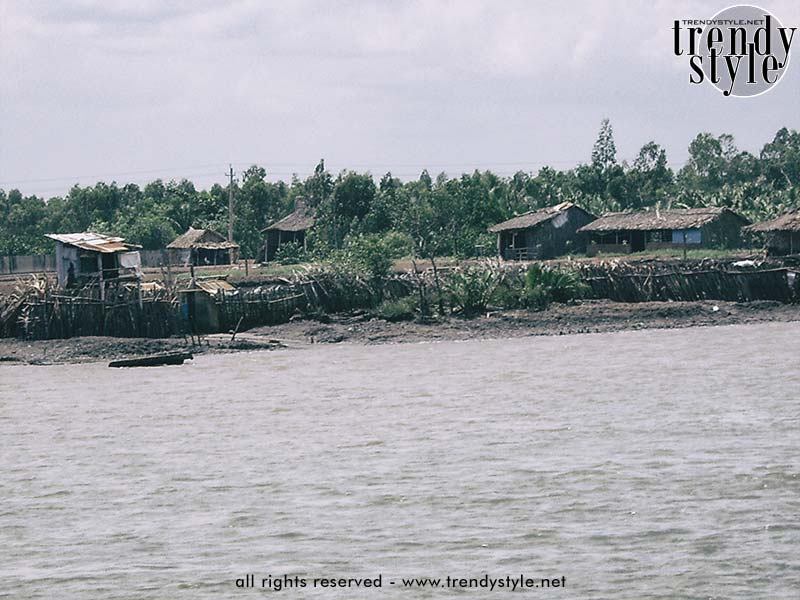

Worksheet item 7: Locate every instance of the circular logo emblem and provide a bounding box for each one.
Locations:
[699,5,791,97]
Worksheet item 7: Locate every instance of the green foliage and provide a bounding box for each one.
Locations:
[377,230,413,259]
[1,123,799,261]
[522,264,588,310]
[371,296,418,322]
[445,265,503,315]
[234,166,290,258]
[592,118,617,171]
[312,169,376,248]
[273,241,307,265]
[339,234,395,280]
[491,272,526,309]
[440,263,587,313]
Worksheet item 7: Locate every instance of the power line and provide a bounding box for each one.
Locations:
[0,163,225,186]
[2,156,691,186]
[231,158,689,169]
[2,157,696,196]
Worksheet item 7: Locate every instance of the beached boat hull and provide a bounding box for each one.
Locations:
[108,352,193,368]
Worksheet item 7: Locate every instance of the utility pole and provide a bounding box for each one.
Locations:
[227,164,235,242]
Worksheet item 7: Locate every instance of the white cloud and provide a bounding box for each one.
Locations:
[0,0,798,195]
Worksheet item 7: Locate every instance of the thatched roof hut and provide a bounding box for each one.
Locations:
[489,202,596,260]
[578,207,749,254]
[261,199,316,261]
[743,210,800,255]
[167,228,238,266]
[578,207,743,232]
[262,204,316,234]
[167,227,238,250]
[743,210,800,233]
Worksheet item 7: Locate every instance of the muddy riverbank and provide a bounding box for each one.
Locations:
[0,335,282,366]
[252,299,800,344]
[2,299,798,365]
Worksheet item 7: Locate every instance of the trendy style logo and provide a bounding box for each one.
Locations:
[673,4,796,96]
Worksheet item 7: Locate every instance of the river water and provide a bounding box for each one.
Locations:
[1,322,799,599]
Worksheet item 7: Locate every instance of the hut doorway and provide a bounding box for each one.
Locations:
[101,252,118,279]
[631,231,646,252]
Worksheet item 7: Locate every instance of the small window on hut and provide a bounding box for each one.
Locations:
[79,254,97,273]
[671,229,702,244]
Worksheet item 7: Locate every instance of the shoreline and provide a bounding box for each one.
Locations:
[1,299,799,366]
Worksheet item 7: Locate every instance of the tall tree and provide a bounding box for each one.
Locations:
[591,118,617,171]
[629,141,673,207]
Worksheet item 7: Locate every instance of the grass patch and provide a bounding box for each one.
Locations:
[371,296,418,322]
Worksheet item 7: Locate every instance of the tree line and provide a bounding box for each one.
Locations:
[1,121,798,259]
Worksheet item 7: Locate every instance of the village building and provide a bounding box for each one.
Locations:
[261,198,315,262]
[45,232,142,294]
[179,278,236,334]
[578,207,749,255]
[488,202,597,260]
[167,227,239,266]
[743,210,800,256]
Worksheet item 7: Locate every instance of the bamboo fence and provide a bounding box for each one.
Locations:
[2,264,795,341]
[578,263,796,303]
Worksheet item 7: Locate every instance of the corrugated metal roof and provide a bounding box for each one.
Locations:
[578,207,748,232]
[194,279,236,293]
[45,232,139,253]
[488,202,594,233]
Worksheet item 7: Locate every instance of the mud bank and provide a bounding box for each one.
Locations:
[0,335,282,366]
[250,299,800,345]
[2,299,799,365]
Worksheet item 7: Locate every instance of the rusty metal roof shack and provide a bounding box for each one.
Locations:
[743,210,800,256]
[261,199,316,261]
[179,277,236,334]
[193,279,236,294]
[488,202,597,260]
[167,227,239,266]
[45,232,143,293]
[45,232,140,253]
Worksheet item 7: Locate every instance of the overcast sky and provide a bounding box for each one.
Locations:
[1,0,798,198]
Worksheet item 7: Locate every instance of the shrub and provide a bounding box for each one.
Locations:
[522,264,588,309]
[445,265,503,315]
[274,241,307,264]
[372,296,417,322]
[492,274,525,309]
[471,232,498,257]
[380,230,414,259]
[341,234,394,280]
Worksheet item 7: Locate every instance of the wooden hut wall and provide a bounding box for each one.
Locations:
[700,212,747,248]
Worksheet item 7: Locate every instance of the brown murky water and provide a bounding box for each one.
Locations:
[2,322,799,598]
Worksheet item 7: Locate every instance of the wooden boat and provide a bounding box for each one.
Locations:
[108,351,193,368]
